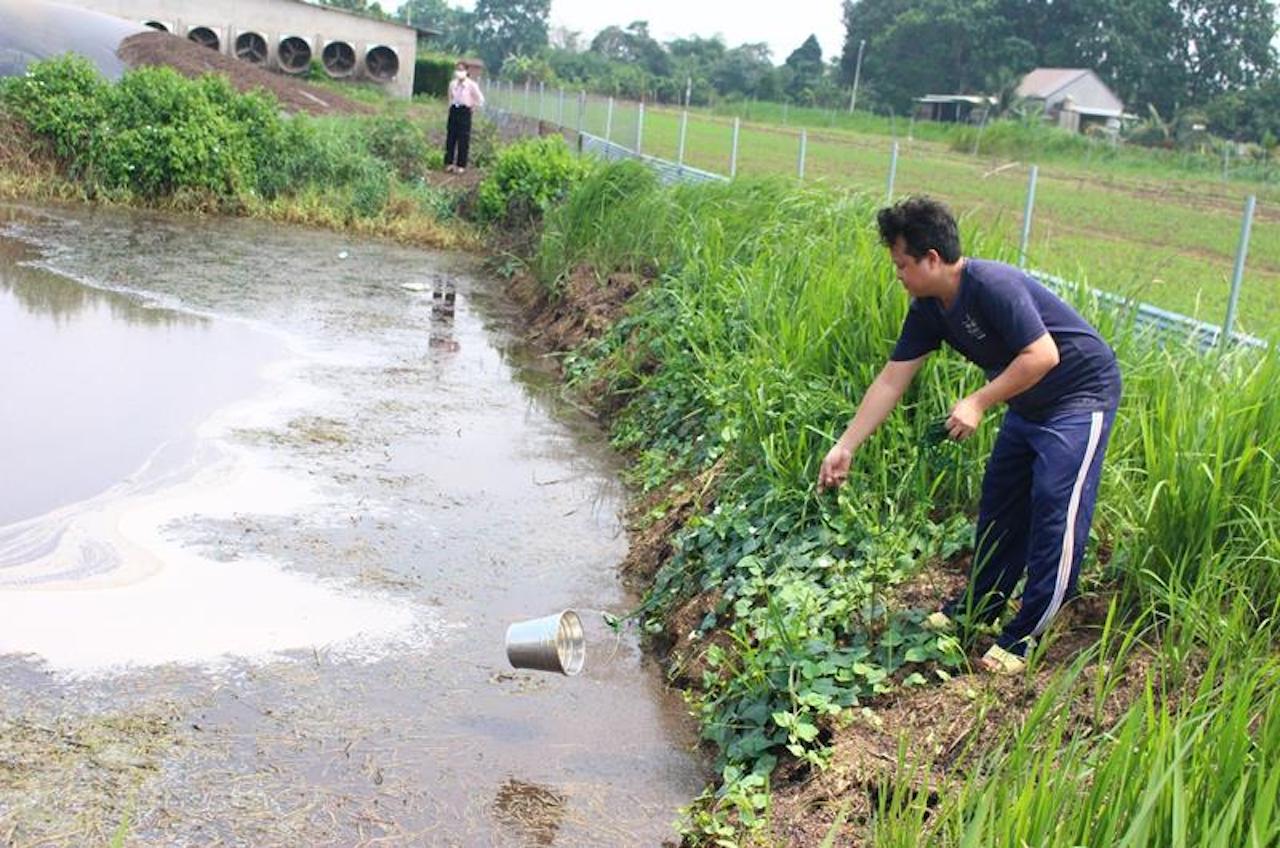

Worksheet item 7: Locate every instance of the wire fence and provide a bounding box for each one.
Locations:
[485,80,1270,352]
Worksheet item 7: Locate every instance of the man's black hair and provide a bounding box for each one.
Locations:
[876,196,962,263]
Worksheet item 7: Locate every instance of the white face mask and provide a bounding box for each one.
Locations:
[454,69,466,80]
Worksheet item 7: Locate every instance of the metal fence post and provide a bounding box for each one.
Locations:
[605,97,614,143]
[678,110,688,167]
[886,141,899,202]
[1019,165,1039,268]
[1222,194,1257,344]
[557,87,565,127]
[523,80,530,116]
[538,81,545,120]
[730,117,740,179]
[577,91,585,134]
[971,112,988,156]
[798,129,807,179]
[637,101,645,155]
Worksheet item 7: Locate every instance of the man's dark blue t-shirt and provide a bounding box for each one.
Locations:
[890,259,1122,421]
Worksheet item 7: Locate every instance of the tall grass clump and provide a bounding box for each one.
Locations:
[872,593,1280,847]
[535,160,1280,841]
[535,160,671,286]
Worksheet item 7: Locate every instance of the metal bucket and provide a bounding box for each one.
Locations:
[505,610,585,676]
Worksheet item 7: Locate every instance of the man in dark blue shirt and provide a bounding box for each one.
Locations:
[818,196,1121,674]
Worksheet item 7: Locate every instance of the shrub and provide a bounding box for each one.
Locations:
[467,116,499,167]
[413,54,455,97]
[0,54,106,166]
[88,68,258,198]
[475,134,588,224]
[365,113,432,180]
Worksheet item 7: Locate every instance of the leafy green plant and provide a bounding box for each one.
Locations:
[0,54,107,165]
[365,113,433,180]
[475,135,588,224]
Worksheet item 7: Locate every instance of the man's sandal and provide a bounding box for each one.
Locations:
[979,644,1026,675]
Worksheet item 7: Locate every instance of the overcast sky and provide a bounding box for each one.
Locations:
[410,0,848,66]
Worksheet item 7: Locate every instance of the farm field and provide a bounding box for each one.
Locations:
[501,90,1280,341]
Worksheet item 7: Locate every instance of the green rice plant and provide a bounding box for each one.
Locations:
[871,602,1280,848]
[534,159,669,289]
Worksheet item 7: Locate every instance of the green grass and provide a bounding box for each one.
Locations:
[872,595,1280,847]
[532,163,1280,846]
[490,85,1280,341]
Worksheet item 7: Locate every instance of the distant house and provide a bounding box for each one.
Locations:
[913,94,997,124]
[1016,68,1125,134]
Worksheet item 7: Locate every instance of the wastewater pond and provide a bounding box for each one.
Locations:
[0,201,706,847]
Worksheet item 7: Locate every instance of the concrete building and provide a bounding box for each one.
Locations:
[1016,68,1125,134]
[64,0,418,97]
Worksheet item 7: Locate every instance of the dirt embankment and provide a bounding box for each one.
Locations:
[116,31,372,116]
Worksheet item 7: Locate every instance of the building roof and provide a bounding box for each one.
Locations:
[1016,68,1090,100]
[1065,104,1123,118]
[916,94,996,105]
[287,0,416,34]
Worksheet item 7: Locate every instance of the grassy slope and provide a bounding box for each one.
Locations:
[532,162,1280,845]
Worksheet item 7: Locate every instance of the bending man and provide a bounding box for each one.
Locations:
[818,197,1122,674]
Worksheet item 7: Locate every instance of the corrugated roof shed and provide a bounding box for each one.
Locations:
[1016,68,1089,99]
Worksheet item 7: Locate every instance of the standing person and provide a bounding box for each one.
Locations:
[817,196,1121,674]
[445,61,484,173]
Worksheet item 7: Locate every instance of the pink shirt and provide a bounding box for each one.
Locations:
[449,78,485,109]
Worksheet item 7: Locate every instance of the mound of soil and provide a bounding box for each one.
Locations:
[117,31,372,116]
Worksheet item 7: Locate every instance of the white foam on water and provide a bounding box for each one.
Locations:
[0,313,437,680]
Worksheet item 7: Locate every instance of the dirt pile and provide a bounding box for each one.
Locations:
[116,31,371,116]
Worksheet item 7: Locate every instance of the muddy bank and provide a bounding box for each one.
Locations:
[0,202,707,846]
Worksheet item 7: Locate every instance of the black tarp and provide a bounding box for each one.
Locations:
[0,0,144,79]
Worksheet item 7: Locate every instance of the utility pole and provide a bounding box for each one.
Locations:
[847,38,865,114]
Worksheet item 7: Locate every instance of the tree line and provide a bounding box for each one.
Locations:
[315,0,1280,145]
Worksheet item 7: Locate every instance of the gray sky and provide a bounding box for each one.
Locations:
[417,0,848,66]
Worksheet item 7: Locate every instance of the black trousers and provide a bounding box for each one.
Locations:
[445,105,472,168]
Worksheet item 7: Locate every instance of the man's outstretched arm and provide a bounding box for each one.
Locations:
[818,355,928,490]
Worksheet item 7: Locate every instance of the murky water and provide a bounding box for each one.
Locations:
[0,202,706,846]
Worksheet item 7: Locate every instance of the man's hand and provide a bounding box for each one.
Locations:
[947,395,987,441]
[818,442,853,491]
